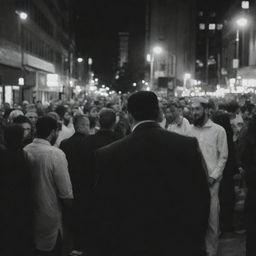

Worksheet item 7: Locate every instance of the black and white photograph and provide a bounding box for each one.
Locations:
[0,0,254,255]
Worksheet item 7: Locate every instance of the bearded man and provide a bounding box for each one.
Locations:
[187,98,228,256]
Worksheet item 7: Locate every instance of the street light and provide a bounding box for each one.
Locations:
[149,46,163,90]
[234,17,248,73]
[77,57,84,63]
[15,10,28,102]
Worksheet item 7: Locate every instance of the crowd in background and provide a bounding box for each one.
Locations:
[1,92,256,256]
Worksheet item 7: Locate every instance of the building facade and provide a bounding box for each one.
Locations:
[145,0,197,91]
[221,0,252,89]
[0,0,76,105]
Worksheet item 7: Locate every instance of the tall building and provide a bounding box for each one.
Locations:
[221,0,252,89]
[0,0,76,105]
[145,0,197,91]
[195,7,223,90]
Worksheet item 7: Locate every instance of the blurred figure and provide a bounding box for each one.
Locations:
[60,115,90,255]
[0,124,33,256]
[13,115,33,147]
[55,105,74,147]
[165,102,191,135]
[8,109,24,123]
[80,108,121,254]
[212,111,239,233]
[24,117,73,256]
[25,111,38,126]
[241,115,256,256]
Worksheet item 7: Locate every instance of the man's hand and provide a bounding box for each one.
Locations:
[208,177,216,186]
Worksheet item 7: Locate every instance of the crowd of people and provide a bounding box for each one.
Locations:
[0,91,256,256]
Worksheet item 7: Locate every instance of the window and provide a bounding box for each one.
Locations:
[199,23,206,30]
[242,1,249,9]
[209,24,216,30]
[217,24,223,30]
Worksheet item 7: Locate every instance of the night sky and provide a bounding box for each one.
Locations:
[74,0,235,85]
[74,0,147,85]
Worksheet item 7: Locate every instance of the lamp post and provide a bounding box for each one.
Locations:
[149,46,162,90]
[16,11,28,102]
[235,17,248,71]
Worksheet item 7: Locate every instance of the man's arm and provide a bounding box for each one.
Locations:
[210,127,228,180]
[52,150,73,204]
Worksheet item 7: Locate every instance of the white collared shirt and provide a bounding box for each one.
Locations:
[187,119,228,180]
[167,117,191,136]
[24,138,73,251]
[132,120,156,132]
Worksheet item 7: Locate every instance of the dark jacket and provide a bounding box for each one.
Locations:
[60,132,88,196]
[0,147,33,255]
[90,122,210,256]
[79,129,121,190]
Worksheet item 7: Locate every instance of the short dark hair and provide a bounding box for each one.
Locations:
[13,115,31,125]
[99,108,116,129]
[55,105,67,119]
[36,116,58,139]
[127,91,159,121]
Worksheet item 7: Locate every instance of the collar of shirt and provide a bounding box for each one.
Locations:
[132,120,156,132]
[33,138,51,146]
[172,116,183,127]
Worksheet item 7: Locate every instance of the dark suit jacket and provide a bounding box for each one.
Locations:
[60,132,88,196]
[90,122,210,256]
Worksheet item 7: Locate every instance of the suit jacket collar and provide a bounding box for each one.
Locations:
[132,121,161,133]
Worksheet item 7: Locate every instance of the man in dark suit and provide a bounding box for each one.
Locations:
[60,115,90,255]
[89,91,210,256]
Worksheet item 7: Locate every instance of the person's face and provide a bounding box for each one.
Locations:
[165,106,179,123]
[78,118,90,135]
[26,112,38,125]
[90,107,98,118]
[191,102,206,126]
[63,112,71,122]
[21,122,32,139]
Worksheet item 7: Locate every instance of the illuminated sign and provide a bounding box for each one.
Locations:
[47,74,59,87]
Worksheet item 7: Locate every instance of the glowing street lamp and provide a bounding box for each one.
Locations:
[234,17,248,70]
[77,58,84,63]
[15,10,28,102]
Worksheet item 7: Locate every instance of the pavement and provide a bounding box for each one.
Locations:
[218,233,246,256]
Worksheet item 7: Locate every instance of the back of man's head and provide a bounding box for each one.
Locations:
[127,91,159,121]
[99,108,116,130]
[73,115,90,135]
[36,116,58,139]
[55,105,67,120]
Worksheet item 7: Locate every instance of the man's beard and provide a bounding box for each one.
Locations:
[193,112,206,127]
